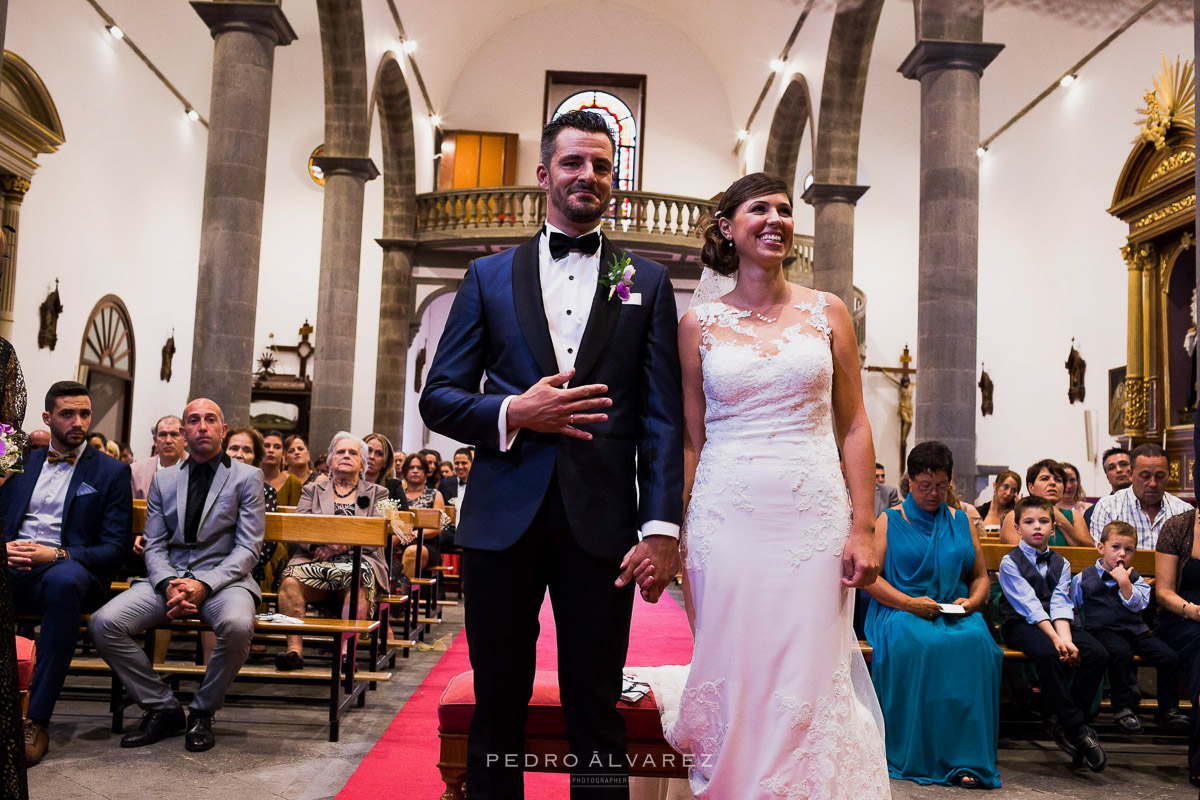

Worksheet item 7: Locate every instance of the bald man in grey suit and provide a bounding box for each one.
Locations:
[90,399,264,752]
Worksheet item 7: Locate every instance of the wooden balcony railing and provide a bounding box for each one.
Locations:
[414,186,813,274]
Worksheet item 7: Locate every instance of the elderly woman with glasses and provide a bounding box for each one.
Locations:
[864,440,1002,789]
[274,432,389,671]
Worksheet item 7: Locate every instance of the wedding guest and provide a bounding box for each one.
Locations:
[90,398,263,753]
[1059,462,1091,516]
[1154,468,1200,784]
[945,483,983,533]
[131,416,186,500]
[392,449,405,477]
[873,461,900,518]
[118,442,134,465]
[439,461,453,480]
[999,495,1107,771]
[2,382,132,766]
[1072,520,1188,735]
[284,434,315,486]
[1089,443,1190,549]
[223,425,286,657]
[438,447,472,507]
[276,433,388,671]
[999,460,1092,547]
[419,448,442,489]
[865,441,1001,788]
[1084,447,1133,528]
[27,429,49,451]
[978,470,1021,531]
[87,431,107,453]
[363,433,400,493]
[397,453,444,578]
[260,430,302,507]
[313,454,330,481]
[104,440,121,460]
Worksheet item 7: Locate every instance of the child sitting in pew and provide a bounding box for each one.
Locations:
[998,495,1108,772]
[1071,520,1190,735]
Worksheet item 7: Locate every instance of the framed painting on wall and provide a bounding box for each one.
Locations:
[1109,366,1126,436]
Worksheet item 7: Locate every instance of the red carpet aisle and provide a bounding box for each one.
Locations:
[338,592,694,799]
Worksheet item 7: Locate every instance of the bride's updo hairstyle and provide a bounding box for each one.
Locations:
[699,172,792,276]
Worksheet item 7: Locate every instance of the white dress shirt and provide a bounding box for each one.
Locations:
[495,223,679,540]
[17,442,87,547]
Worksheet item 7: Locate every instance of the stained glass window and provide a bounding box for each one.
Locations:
[552,90,638,192]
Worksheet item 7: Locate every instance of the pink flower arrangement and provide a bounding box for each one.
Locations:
[600,253,636,303]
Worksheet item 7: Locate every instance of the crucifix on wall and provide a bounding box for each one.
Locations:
[866,345,916,469]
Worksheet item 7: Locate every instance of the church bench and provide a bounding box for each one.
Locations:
[436,670,687,800]
[108,504,393,741]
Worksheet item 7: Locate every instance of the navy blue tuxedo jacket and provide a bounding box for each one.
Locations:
[2,446,133,587]
[419,234,684,559]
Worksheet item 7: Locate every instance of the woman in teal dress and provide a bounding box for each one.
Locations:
[865,441,1003,788]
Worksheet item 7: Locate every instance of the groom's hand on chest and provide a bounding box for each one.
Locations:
[506,367,611,440]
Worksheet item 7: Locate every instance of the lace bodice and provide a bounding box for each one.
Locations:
[692,294,833,443]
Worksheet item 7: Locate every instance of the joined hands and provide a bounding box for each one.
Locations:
[616,535,680,603]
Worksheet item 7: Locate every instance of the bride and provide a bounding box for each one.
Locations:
[657,172,891,798]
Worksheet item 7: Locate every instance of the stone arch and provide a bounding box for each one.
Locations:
[812,0,886,185]
[370,53,418,441]
[762,75,815,189]
[315,0,369,157]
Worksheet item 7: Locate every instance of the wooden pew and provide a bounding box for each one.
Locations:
[99,501,392,742]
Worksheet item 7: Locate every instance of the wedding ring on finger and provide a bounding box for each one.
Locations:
[570,413,574,425]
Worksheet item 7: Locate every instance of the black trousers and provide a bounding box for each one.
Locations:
[1155,616,1200,777]
[462,474,635,800]
[1002,620,1107,740]
[1090,627,1181,711]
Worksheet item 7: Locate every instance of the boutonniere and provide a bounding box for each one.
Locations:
[599,253,636,302]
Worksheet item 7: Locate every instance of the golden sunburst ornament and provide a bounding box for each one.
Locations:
[1134,54,1195,150]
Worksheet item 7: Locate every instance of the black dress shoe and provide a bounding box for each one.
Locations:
[185,710,215,752]
[121,707,186,748]
[1073,729,1107,773]
[274,650,304,671]
[1158,708,1191,735]
[1048,722,1077,760]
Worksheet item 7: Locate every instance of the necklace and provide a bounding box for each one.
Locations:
[333,482,357,499]
[752,311,778,324]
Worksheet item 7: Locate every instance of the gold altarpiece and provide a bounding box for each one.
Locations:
[1108,57,1195,499]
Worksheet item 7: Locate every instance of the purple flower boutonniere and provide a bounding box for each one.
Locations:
[599,253,636,302]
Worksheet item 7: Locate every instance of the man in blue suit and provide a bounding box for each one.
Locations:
[1,381,131,765]
[420,110,684,800]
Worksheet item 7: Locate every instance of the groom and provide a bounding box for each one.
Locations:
[420,110,684,799]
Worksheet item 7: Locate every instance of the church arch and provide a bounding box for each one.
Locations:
[315,0,370,157]
[762,75,815,189]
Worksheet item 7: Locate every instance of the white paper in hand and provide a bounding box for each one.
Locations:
[937,603,967,616]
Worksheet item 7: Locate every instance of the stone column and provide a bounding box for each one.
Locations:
[188,2,295,422]
[371,238,414,445]
[0,175,28,340]
[801,182,868,308]
[308,156,378,450]
[899,4,1002,496]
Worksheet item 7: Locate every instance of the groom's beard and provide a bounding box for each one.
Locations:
[555,183,610,225]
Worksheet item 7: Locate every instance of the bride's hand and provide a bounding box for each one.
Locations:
[840,531,879,589]
[616,535,680,603]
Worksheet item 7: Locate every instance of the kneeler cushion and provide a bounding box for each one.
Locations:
[14,636,34,690]
[438,670,665,741]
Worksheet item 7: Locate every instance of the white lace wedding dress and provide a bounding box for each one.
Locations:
[650,286,891,799]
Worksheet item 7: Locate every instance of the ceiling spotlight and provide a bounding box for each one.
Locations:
[106,24,124,40]
[186,108,199,122]
[430,114,442,127]
[976,146,987,158]
[770,58,786,73]
[402,39,418,54]
[1059,74,1076,87]
[737,129,749,142]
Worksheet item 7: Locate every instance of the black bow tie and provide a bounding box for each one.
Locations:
[1035,550,1054,565]
[548,230,601,260]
